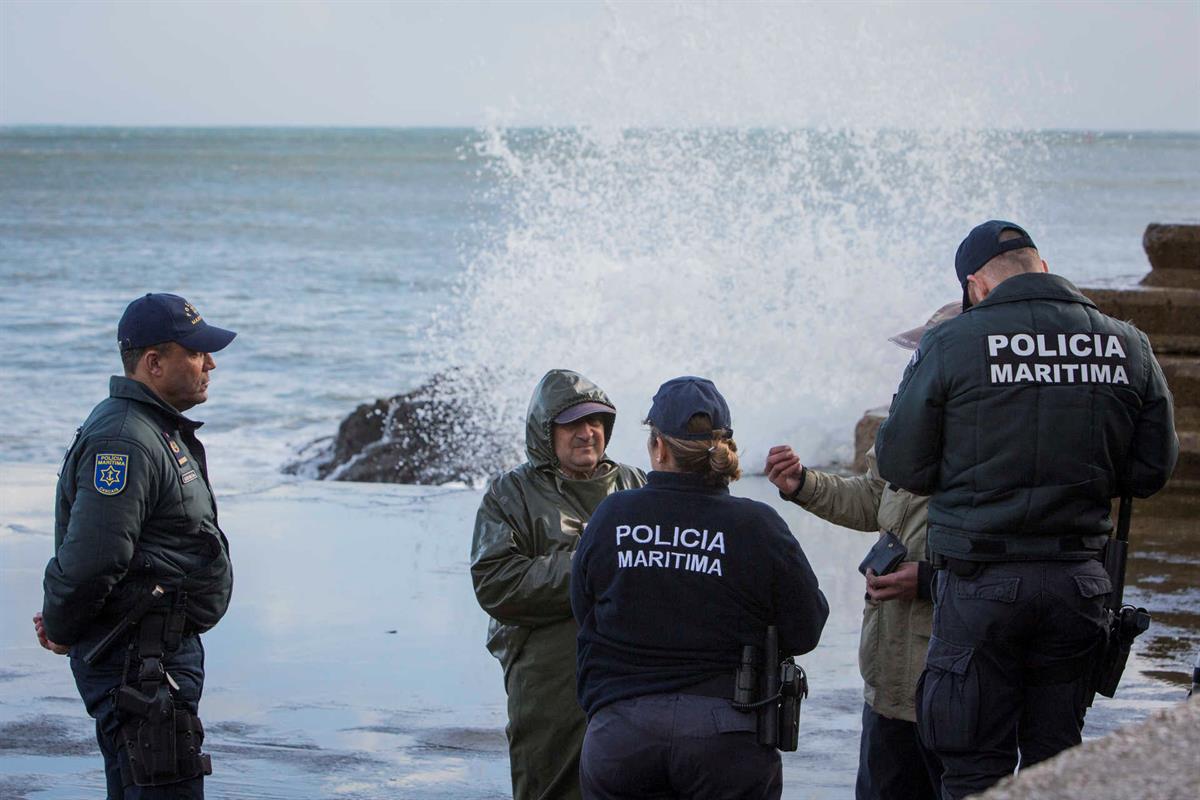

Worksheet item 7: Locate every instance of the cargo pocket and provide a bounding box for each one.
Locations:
[917,636,979,753]
[1073,573,1112,600]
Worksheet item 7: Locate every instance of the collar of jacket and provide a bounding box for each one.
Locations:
[108,375,204,431]
[647,470,730,495]
[548,459,624,514]
[969,272,1097,312]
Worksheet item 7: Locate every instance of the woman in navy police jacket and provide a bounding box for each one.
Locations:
[571,376,829,800]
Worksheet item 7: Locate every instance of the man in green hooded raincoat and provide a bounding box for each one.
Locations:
[471,369,646,800]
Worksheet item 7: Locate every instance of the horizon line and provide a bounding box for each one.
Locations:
[2,123,1199,135]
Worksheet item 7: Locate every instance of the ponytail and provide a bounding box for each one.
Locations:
[649,413,741,487]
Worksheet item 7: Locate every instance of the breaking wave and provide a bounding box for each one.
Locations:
[427,4,1044,469]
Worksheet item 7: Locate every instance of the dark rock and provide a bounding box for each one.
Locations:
[286,371,518,486]
[1142,224,1200,276]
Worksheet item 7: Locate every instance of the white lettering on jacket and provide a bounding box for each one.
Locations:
[985,331,1130,386]
[614,522,726,576]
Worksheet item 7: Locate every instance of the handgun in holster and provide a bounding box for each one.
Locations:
[1091,494,1152,700]
[91,584,212,786]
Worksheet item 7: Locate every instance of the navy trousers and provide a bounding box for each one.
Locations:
[580,693,782,800]
[917,560,1109,800]
[70,632,206,800]
[855,703,942,800]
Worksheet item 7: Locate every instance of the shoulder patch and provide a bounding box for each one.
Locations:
[94,453,129,495]
[899,345,922,384]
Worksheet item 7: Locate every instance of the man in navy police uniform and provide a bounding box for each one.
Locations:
[875,221,1177,799]
[35,293,237,799]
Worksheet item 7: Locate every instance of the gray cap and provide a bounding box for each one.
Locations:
[553,400,616,425]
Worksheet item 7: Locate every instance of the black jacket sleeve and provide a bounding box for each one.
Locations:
[767,509,829,657]
[875,334,946,496]
[43,437,158,645]
[1126,334,1179,497]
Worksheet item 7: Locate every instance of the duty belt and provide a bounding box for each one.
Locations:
[83,585,193,666]
[681,673,736,700]
[931,529,1108,561]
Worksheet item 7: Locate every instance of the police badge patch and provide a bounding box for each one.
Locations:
[899,345,921,383]
[94,453,129,495]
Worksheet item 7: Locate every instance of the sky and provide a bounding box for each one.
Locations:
[1,0,1198,130]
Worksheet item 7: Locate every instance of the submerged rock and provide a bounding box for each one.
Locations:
[286,372,518,486]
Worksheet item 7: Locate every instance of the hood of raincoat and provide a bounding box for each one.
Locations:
[525,369,617,470]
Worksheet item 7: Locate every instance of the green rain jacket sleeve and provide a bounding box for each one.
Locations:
[470,479,574,628]
[1127,334,1179,497]
[875,333,946,496]
[42,437,159,645]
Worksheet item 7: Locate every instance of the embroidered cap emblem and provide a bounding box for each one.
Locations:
[182,301,203,326]
[94,453,129,496]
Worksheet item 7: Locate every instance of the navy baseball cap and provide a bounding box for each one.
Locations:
[955,220,1036,309]
[647,376,733,440]
[117,293,237,353]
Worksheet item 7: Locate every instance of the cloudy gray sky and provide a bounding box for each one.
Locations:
[2,0,1197,130]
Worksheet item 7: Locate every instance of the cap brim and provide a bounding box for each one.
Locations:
[888,325,926,351]
[554,401,615,425]
[177,325,237,353]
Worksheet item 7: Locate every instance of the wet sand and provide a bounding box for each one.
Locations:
[1,464,1194,799]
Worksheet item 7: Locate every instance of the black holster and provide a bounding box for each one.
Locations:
[731,626,809,752]
[116,594,212,787]
[1092,604,1151,699]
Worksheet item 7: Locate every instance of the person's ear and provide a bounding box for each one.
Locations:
[143,348,163,377]
[646,433,664,467]
[966,273,990,306]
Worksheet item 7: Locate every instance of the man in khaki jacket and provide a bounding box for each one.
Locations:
[765,303,958,800]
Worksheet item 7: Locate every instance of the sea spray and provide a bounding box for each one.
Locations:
[429,127,1034,473]
[416,4,1050,474]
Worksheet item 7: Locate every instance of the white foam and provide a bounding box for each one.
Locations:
[430,5,1038,469]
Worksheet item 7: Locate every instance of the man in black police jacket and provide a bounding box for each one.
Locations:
[875,221,1178,799]
[35,293,236,799]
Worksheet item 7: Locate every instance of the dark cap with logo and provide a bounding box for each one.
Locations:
[117,293,237,353]
[647,376,733,440]
[955,220,1037,309]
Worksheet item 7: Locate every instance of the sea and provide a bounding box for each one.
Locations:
[2,127,1198,484]
[1,126,1198,797]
